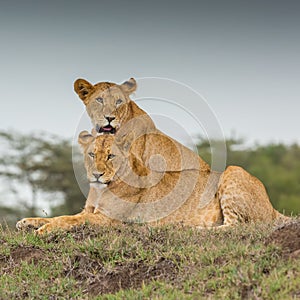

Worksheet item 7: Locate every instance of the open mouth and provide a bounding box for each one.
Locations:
[96,124,116,134]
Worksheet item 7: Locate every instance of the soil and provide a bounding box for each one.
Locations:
[266,219,300,258]
[84,256,178,296]
[10,246,46,264]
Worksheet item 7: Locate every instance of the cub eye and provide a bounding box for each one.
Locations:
[116,99,123,105]
[96,97,104,104]
[107,154,115,160]
[88,152,95,158]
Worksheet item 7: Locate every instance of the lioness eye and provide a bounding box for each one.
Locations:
[96,97,104,104]
[88,152,95,158]
[116,99,123,105]
[107,154,115,160]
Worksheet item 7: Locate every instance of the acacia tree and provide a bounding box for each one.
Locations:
[0,130,86,225]
[0,131,47,216]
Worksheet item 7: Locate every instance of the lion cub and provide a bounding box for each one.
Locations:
[16,131,116,234]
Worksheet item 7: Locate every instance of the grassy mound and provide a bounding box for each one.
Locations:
[1,219,299,299]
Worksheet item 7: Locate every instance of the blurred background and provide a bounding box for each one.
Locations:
[1,1,299,226]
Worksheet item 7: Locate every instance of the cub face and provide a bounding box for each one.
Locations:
[78,131,100,184]
[74,78,137,135]
[94,134,123,184]
[78,131,125,185]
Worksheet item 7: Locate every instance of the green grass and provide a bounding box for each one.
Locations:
[0,221,299,299]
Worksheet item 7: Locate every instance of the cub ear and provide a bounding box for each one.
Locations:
[91,128,97,136]
[74,79,94,104]
[78,131,95,147]
[121,78,137,95]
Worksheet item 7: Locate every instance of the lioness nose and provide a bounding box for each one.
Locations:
[105,116,115,123]
[93,173,104,179]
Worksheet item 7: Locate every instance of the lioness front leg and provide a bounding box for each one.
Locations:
[16,217,53,231]
[35,212,115,235]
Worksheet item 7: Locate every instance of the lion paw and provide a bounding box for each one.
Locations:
[16,219,37,231]
[16,218,50,231]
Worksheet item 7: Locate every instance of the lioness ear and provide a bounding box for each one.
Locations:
[74,79,94,104]
[78,131,95,147]
[121,78,137,94]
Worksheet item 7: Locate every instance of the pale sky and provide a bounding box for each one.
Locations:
[1,0,300,146]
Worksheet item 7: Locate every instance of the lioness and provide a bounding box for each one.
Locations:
[86,133,286,227]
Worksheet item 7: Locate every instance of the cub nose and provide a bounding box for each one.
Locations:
[93,172,104,179]
[105,116,115,123]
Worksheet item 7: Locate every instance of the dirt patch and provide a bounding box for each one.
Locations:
[266,219,300,258]
[10,246,46,264]
[65,253,179,296]
[89,257,178,296]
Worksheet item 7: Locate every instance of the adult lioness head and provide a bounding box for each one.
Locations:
[74,77,200,175]
[74,78,137,134]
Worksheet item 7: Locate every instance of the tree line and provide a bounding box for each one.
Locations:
[197,138,300,216]
[0,130,299,227]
